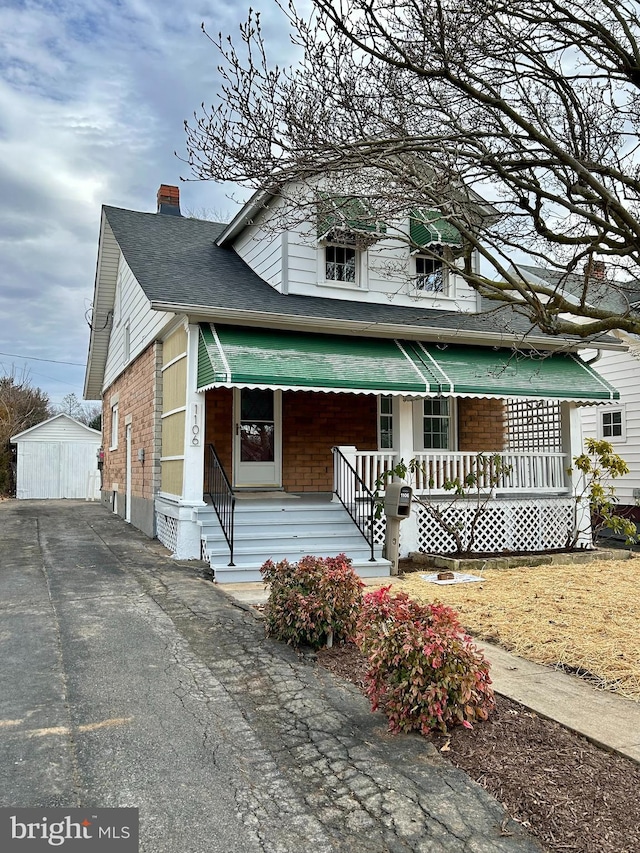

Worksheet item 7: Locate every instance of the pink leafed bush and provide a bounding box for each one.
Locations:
[260,554,364,649]
[355,586,495,735]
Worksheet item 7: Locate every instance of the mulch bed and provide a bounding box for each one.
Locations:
[316,642,640,853]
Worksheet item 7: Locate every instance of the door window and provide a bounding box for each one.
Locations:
[240,389,275,462]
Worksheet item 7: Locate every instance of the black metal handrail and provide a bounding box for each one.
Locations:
[331,446,376,561]
[206,444,235,566]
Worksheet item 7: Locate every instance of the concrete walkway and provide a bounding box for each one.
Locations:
[222,578,640,766]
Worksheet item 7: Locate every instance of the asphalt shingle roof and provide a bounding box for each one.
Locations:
[101,206,604,344]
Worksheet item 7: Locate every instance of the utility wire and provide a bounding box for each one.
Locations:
[0,351,85,366]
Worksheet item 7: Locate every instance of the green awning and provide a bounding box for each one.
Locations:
[317,195,386,239]
[198,324,435,395]
[198,324,619,402]
[405,341,618,400]
[410,209,463,248]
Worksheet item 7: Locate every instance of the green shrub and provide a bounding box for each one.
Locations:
[355,586,495,735]
[260,554,364,649]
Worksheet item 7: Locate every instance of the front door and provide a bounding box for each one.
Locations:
[233,388,282,488]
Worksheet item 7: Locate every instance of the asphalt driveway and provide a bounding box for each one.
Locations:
[0,500,542,852]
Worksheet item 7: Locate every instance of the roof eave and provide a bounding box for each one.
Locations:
[150,300,622,351]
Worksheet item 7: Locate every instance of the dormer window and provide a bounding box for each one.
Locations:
[325,243,357,283]
[410,209,463,298]
[317,194,385,287]
[415,250,445,293]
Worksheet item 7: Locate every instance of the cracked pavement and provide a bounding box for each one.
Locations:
[0,501,543,852]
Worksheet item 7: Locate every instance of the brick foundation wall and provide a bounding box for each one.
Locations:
[204,389,378,492]
[457,398,506,451]
[101,343,162,514]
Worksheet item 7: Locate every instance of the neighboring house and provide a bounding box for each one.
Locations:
[83,185,621,582]
[579,332,640,522]
[11,414,101,500]
[510,263,640,525]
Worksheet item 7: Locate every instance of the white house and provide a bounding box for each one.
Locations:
[83,185,621,582]
[11,414,101,500]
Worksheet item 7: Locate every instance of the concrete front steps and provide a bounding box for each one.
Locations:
[195,495,391,584]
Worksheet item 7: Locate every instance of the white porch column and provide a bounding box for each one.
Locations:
[169,323,206,560]
[561,401,592,548]
[395,396,419,555]
[182,324,206,504]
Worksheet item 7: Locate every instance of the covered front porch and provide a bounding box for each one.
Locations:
[155,322,619,580]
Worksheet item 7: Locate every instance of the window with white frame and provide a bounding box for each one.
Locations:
[415,249,446,294]
[110,402,119,450]
[325,243,357,284]
[599,407,625,441]
[416,397,453,449]
[379,396,394,449]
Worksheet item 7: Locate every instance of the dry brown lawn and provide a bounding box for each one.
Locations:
[399,556,640,701]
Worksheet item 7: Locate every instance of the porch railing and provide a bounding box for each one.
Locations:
[351,450,569,494]
[332,447,376,562]
[206,444,235,566]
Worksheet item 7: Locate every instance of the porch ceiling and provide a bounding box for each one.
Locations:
[197,323,619,402]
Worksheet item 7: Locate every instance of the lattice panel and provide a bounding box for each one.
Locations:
[415,498,575,554]
[372,515,386,545]
[156,512,178,554]
[506,400,562,452]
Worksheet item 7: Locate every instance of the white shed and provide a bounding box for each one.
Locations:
[11,414,101,500]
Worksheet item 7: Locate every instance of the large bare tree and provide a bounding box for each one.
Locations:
[184,0,640,339]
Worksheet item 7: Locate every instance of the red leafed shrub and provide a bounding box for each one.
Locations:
[260,554,364,649]
[355,586,495,735]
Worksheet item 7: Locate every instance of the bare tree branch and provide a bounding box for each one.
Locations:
[183,0,640,337]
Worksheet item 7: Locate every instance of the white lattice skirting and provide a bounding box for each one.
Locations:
[156,512,179,554]
[415,497,575,554]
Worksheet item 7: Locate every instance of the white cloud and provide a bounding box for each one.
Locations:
[0,0,299,406]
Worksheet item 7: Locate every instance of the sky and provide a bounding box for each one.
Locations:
[0,0,297,408]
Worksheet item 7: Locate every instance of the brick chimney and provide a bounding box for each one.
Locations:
[583,259,605,280]
[156,184,181,216]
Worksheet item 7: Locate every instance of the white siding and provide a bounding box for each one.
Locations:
[580,337,640,503]
[232,204,284,289]
[103,255,173,389]
[283,218,479,311]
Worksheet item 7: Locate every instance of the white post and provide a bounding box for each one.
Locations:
[172,323,207,559]
[396,397,419,555]
[182,324,206,505]
[561,401,592,548]
[332,445,357,501]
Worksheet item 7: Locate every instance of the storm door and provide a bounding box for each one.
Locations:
[233,388,282,488]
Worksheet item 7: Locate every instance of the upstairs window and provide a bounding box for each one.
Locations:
[410,209,464,298]
[415,251,445,293]
[325,244,357,283]
[317,194,385,287]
